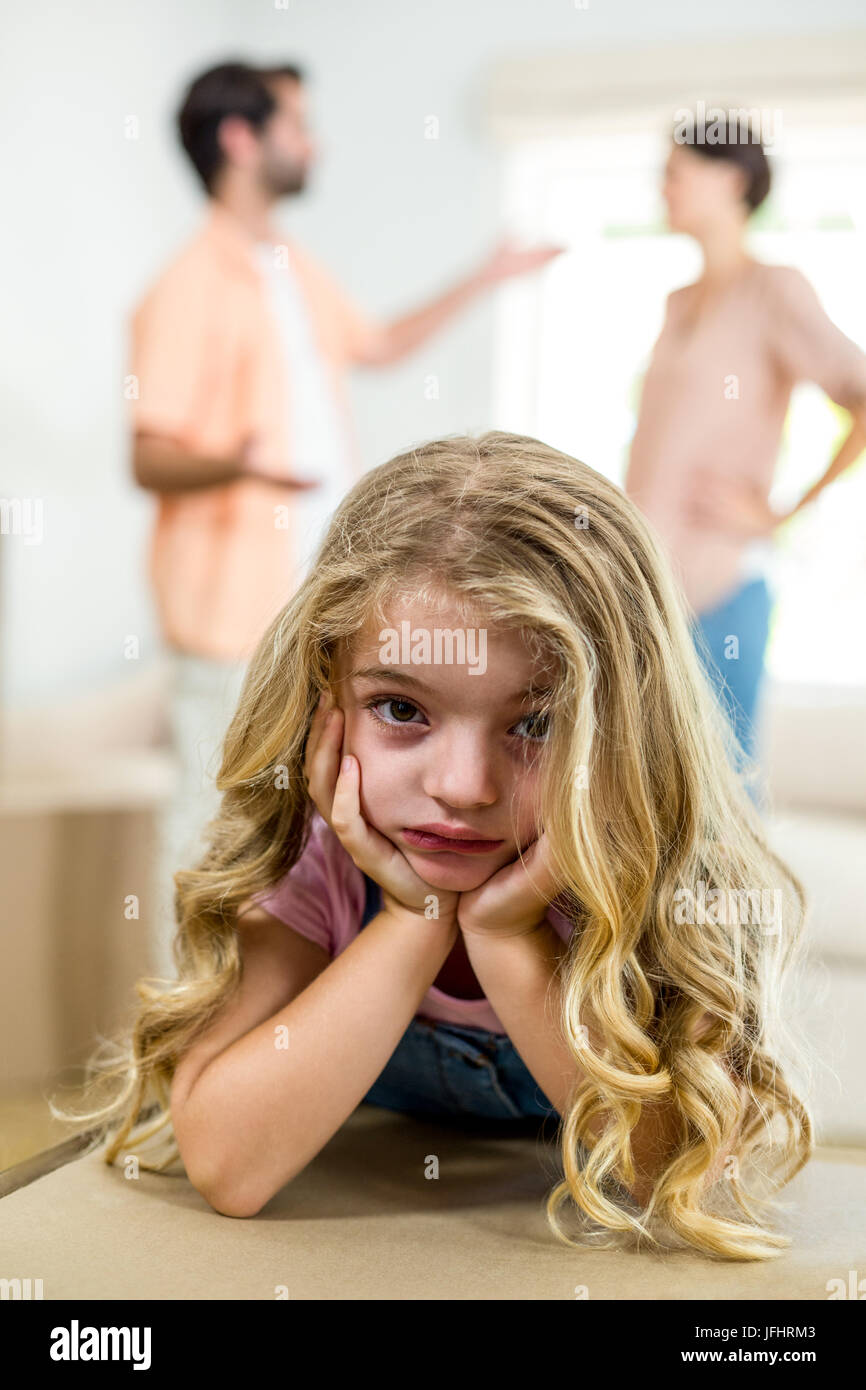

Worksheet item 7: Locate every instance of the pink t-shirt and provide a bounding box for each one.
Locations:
[252,811,575,1033]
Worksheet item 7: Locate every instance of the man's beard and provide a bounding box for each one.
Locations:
[265,160,307,197]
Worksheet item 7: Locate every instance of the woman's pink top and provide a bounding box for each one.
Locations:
[625,261,866,615]
[252,811,574,1034]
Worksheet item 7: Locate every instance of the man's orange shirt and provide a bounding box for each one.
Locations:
[128,200,387,662]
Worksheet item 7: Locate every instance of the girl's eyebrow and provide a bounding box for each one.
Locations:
[347,666,555,702]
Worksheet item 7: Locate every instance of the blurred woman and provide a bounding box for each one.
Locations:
[625,114,866,777]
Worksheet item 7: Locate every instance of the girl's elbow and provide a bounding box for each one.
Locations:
[195,1168,275,1219]
[176,1132,267,1217]
[190,1146,306,1216]
[208,1192,266,1220]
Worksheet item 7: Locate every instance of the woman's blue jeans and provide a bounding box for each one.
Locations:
[690,576,773,768]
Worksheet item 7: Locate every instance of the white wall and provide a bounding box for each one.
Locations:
[1,1,245,705]
[3,0,866,705]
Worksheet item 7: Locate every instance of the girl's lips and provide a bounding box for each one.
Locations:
[401,828,504,855]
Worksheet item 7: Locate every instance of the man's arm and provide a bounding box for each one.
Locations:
[132,432,324,495]
[132,432,246,493]
[360,267,490,366]
[356,240,564,367]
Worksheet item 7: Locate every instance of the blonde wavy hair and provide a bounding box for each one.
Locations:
[54,430,814,1260]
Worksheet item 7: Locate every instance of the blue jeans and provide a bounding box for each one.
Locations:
[362,1015,561,1123]
[690,576,773,768]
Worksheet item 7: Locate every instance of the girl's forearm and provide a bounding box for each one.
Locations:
[184,910,457,1216]
[461,923,682,1204]
[461,922,583,1116]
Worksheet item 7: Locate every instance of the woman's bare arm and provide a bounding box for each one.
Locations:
[785,409,866,520]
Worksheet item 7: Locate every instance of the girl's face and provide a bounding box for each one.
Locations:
[331,597,557,893]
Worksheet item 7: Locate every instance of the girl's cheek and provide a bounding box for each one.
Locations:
[513,755,542,800]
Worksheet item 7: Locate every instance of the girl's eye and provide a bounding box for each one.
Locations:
[513,710,551,743]
[364,697,425,730]
[363,697,550,743]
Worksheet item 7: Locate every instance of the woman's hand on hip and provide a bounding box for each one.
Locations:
[686,469,790,538]
[303,691,459,928]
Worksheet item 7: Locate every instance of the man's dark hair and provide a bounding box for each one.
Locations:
[674,111,772,213]
[176,60,305,195]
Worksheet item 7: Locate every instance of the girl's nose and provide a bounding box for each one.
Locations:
[421,730,498,809]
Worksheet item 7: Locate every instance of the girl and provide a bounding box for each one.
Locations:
[57,431,813,1261]
[625,114,866,768]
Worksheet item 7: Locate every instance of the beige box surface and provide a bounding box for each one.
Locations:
[1,1106,864,1300]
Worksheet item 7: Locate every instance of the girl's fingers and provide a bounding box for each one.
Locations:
[330,753,437,907]
[303,690,335,772]
[302,707,326,788]
[330,754,393,872]
[329,753,369,856]
[302,706,332,783]
[304,700,344,818]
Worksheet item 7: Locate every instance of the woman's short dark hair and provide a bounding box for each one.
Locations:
[176,60,305,195]
[673,111,772,213]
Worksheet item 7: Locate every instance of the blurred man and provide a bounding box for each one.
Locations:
[129,60,560,972]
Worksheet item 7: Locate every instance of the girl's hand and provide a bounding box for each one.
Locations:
[456,828,563,939]
[303,691,460,929]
